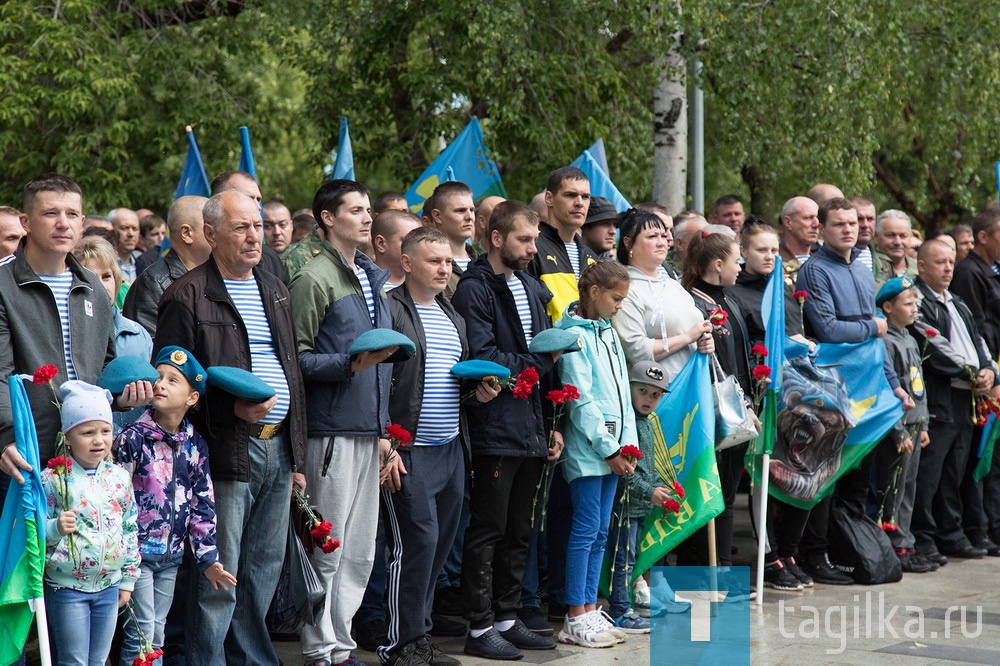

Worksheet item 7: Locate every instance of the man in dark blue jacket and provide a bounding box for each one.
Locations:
[452,201,561,660]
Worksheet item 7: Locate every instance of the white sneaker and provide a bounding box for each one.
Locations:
[590,609,627,643]
[633,578,651,617]
[557,614,617,648]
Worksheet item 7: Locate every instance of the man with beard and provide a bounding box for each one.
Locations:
[451,201,561,660]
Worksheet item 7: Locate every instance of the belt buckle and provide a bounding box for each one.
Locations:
[258,422,280,439]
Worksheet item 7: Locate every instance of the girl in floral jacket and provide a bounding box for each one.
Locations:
[43,381,140,666]
[115,347,235,666]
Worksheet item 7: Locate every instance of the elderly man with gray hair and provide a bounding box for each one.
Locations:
[872,209,918,288]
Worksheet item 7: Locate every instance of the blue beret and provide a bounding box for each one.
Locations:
[528,328,584,355]
[206,366,277,402]
[154,346,207,395]
[98,356,159,394]
[451,360,511,381]
[348,329,416,363]
[876,276,916,307]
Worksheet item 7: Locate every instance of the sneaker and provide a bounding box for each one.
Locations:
[332,654,367,666]
[433,586,464,617]
[898,549,932,574]
[429,613,467,637]
[463,629,523,661]
[382,643,428,666]
[632,577,651,617]
[805,554,854,585]
[355,619,388,652]
[498,619,556,650]
[304,661,332,666]
[517,606,553,637]
[556,614,617,649]
[920,550,948,567]
[912,552,940,572]
[611,608,650,634]
[975,536,1000,557]
[648,578,693,615]
[716,571,755,602]
[591,609,627,643]
[781,556,814,588]
[546,601,567,622]
[414,639,460,666]
[763,560,803,592]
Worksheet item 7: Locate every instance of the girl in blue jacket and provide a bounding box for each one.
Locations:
[554,261,638,649]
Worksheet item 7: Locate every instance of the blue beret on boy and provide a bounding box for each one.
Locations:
[876,276,915,307]
[154,346,207,395]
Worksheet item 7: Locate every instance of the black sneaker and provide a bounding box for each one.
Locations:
[763,560,803,592]
[429,613,467,637]
[898,550,932,573]
[781,556,814,588]
[355,618,388,652]
[805,554,853,585]
[498,619,556,650]
[383,642,429,666]
[911,552,940,571]
[464,628,523,660]
[546,601,567,622]
[716,571,755,601]
[414,638,461,666]
[517,606,553,637]
[975,536,1000,557]
[920,550,948,567]
[433,586,464,617]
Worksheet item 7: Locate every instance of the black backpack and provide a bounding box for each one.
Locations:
[828,497,903,584]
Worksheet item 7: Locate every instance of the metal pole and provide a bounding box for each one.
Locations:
[691,60,705,213]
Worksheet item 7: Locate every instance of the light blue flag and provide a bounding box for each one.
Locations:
[570,149,630,213]
[238,126,256,179]
[332,117,355,181]
[404,118,508,213]
[755,256,787,456]
[173,127,211,200]
[587,138,610,177]
[995,161,1000,205]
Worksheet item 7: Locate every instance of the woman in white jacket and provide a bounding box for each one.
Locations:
[612,208,714,383]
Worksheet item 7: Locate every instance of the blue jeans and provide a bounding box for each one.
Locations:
[565,474,617,606]
[605,515,641,617]
[120,560,179,666]
[187,433,291,666]
[45,584,119,666]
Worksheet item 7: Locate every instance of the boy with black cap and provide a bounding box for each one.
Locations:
[874,277,934,573]
[580,196,618,259]
[115,346,237,665]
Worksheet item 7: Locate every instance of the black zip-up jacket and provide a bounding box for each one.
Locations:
[122,249,189,337]
[452,254,556,457]
[388,284,472,466]
[951,251,1000,358]
[153,255,307,482]
[689,280,753,395]
[0,249,116,459]
[911,278,993,424]
[727,270,804,346]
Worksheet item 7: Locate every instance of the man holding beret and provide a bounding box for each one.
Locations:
[289,179,401,666]
[154,189,307,666]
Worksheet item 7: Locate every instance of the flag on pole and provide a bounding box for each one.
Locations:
[612,352,724,586]
[404,118,508,213]
[586,138,610,177]
[0,375,48,664]
[331,117,355,181]
[173,126,211,200]
[238,126,256,179]
[974,414,1000,482]
[570,149,630,213]
[756,256,787,457]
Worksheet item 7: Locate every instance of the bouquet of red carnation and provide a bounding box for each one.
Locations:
[751,364,771,411]
[37,364,78,563]
[531,383,580,529]
[124,600,167,665]
[469,366,540,401]
[792,291,808,336]
[751,344,768,361]
[293,486,341,555]
[708,307,729,332]
[383,423,413,469]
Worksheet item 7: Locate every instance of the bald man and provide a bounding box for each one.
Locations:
[778,196,819,286]
[530,192,548,224]
[807,183,845,205]
[110,207,142,283]
[123,196,211,336]
[473,195,506,253]
[0,206,25,259]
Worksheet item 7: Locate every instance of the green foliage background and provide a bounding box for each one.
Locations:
[1,0,998,229]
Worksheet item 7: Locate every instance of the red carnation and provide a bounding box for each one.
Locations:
[673,482,685,499]
[546,389,566,405]
[310,521,332,539]
[517,367,539,386]
[46,456,72,472]
[752,365,772,381]
[664,498,681,514]
[512,382,532,400]
[132,658,143,666]
[562,384,580,401]
[321,539,341,554]
[751,344,768,358]
[708,307,728,327]
[33,364,58,385]
[385,424,413,444]
[792,290,808,303]
[620,445,643,462]
[924,328,938,338]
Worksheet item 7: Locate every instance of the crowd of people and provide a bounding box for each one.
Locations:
[1,167,999,666]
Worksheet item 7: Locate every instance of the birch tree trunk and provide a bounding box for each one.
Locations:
[652,30,687,213]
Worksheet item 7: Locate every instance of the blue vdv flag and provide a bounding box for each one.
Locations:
[332,117,355,181]
[238,126,256,179]
[404,118,508,213]
[586,138,610,177]
[174,126,211,200]
[570,149,630,213]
